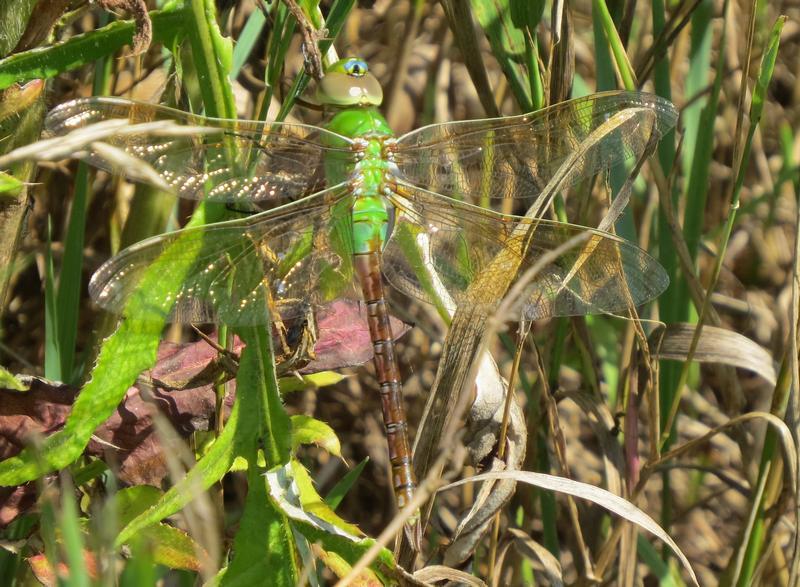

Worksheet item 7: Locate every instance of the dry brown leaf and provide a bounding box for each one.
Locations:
[650,323,777,385]
[441,470,700,586]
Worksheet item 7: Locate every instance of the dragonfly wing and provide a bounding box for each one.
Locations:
[45,97,355,205]
[383,183,668,320]
[90,186,361,326]
[392,91,677,208]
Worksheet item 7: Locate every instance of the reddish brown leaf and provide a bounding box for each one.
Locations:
[28,549,98,587]
[0,301,410,524]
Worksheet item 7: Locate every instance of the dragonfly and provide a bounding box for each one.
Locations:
[44,57,677,516]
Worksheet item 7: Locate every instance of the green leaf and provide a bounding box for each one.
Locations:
[59,477,90,587]
[141,524,205,572]
[230,7,266,80]
[221,465,297,585]
[278,370,345,393]
[470,0,533,111]
[115,397,240,546]
[221,322,297,585]
[186,0,236,120]
[266,460,363,540]
[0,365,27,391]
[0,171,22,199]
[291,414,342,457]
[312,545,384,585]
[324,458,368,511]
[0,0,38,56]
[115,485,164,524]
[285,462,396,583]
[115,486,205,572]
[0,7,188,90]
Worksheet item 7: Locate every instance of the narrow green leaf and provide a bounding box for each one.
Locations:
[59,477,90,587]
[230,7,266,80]
[43,218,60,381]
[186,0,236,120]
[0,196,214,484]
[0,8,188,90]
[592,0,635,90]
[56,164,88,383]
[289,460,361,537]
[470,0,533,111]
[324,458,368,511]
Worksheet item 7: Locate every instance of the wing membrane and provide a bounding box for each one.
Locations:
[89,186,361,325]
[393,91,677,208]
[45,97,355,204]
[383,182,668,320]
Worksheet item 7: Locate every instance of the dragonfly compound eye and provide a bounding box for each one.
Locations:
[344,58,368,77]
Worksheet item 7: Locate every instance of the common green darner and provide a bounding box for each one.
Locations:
[44,58,677,517]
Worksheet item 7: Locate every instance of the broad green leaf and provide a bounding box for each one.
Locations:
[266,461,363,541]
[142,524,205,572]
[221,324,297,585]
[115,397,240,546]
[114,485,163,524]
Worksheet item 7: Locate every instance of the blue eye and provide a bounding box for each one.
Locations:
[344,58,368,77]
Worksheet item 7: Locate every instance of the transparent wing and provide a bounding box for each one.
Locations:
[383,182,668,320]
[44,97,356,204]
[392,91,677,208]
[89,186,362,325]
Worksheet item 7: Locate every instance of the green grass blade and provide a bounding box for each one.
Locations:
[59,476,90,587]
[591,0,635,90]
[55,164,88,383]
[187,0,236,119]
[230,7,266,81]
[255,2,294,122]
[651,0,682,561]
[325,458,368,510]
[274,0,356,122]
[470,0,534,111]
[43,218,60,381]
[720,16,787,585]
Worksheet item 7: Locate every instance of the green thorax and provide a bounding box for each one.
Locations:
[318,58,396,255]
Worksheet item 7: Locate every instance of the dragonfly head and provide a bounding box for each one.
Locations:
[317,57,383,108]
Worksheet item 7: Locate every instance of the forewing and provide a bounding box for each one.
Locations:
[393,91,677,209]
[382,183,668,320]
[89,187,361,326]
[44,97,355,204]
